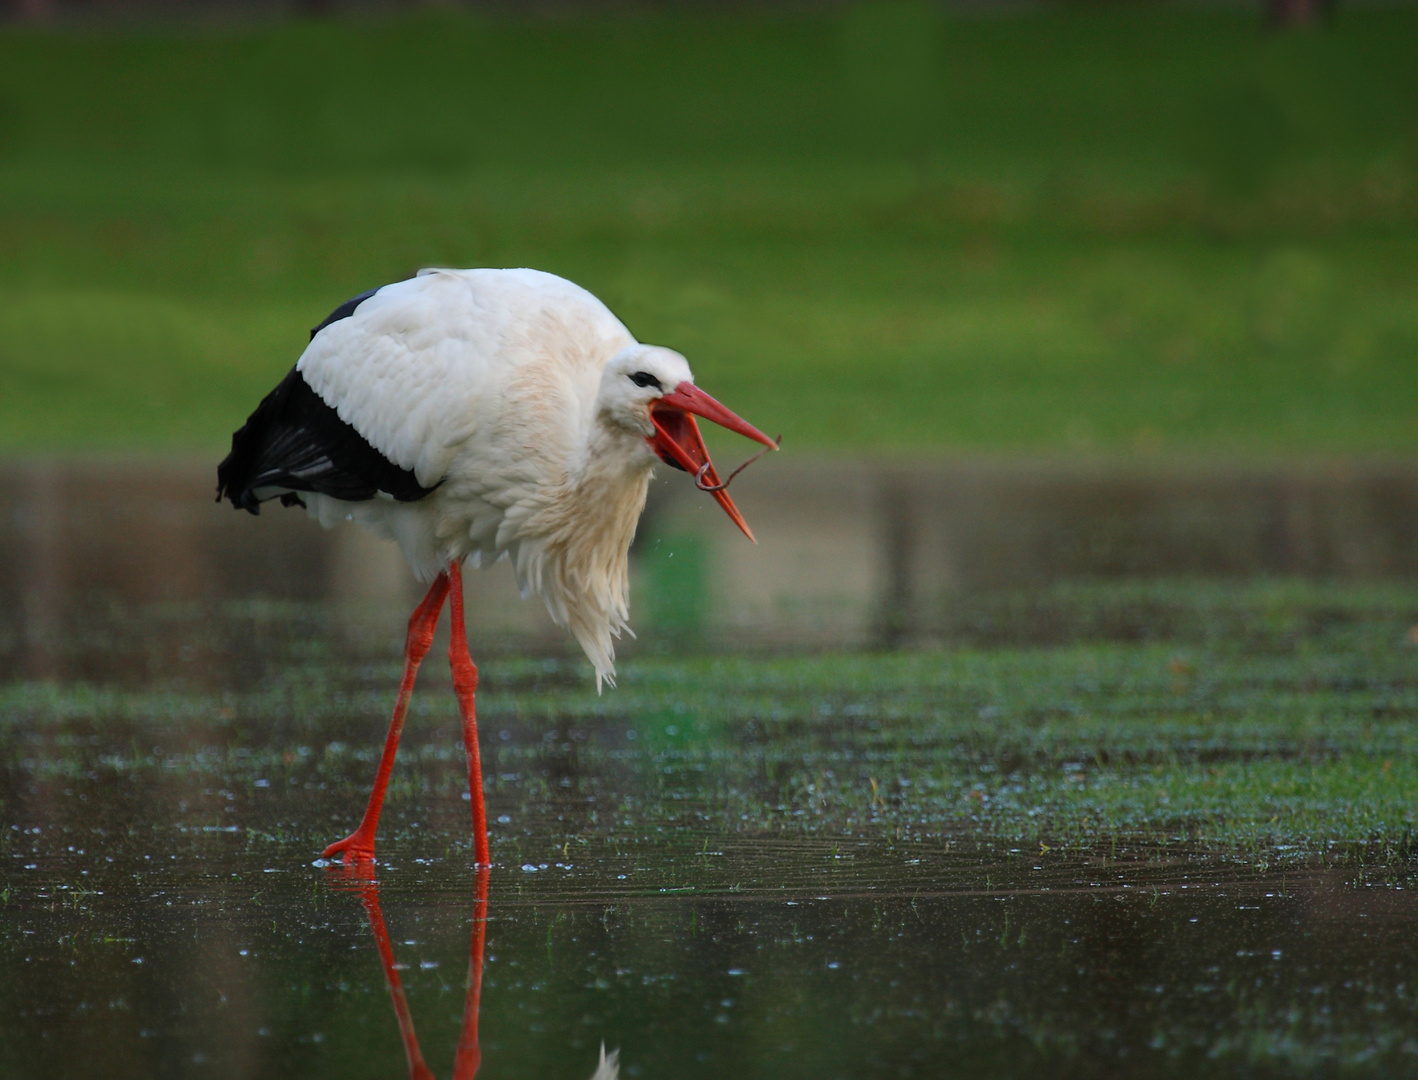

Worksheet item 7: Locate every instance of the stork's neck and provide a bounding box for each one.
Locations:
[571,419,657,520]
[513,417,653,688]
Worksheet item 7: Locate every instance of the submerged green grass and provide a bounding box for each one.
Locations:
[2,8,1418,451]
[6,579,1418,861]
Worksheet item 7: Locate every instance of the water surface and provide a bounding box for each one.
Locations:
[5,458,1418,1078]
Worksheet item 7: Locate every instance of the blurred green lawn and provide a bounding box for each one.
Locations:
[1,5,1416,453]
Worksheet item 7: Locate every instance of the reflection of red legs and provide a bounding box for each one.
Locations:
[452,866,491,1080]
[330,864,491,1080]
[324,573,452,864]
[356,874,437,1080]
[448,563,490,867]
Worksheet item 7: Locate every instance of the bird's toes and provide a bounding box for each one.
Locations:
[322,833,377,863]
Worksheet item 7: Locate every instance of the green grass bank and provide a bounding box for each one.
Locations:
[1,6,1416,452]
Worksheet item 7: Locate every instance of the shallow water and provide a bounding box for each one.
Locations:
[10,824,1418,1078]
[5,458,1418,1078]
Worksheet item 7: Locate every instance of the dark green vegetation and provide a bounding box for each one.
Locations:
[7,578,1418,858]
[2,7,1417,451]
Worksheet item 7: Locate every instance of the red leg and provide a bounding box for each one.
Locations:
[324,573,452,864]
[448,562,490,867]
[451,865,490,1080]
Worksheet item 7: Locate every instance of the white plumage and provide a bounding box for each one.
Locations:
[219,266,774,864]
[294,267,665,685]
[299,268,631,488]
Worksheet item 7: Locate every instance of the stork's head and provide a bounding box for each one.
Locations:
[599,345,777,541]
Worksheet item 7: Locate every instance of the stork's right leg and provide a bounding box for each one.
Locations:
[324,573,452,864]
[447,562,490,868]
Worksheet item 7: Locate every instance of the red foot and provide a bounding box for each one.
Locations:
[323,830,377,864]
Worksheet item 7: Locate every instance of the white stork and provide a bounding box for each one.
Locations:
[216,268,777,866]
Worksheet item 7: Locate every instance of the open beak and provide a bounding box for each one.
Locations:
[649,382,778,542]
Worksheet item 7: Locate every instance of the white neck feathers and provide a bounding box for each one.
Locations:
[507,421,653,690]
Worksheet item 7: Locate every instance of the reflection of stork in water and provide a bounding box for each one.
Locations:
[333,866,619,1080]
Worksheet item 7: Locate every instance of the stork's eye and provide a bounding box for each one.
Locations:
[628,371,662,390]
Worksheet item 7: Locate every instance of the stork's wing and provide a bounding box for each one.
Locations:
[218,268,635,514]
[295,268,635,487]
[216,361,435,514]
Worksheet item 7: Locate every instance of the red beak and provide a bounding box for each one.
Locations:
[648,382,778,542]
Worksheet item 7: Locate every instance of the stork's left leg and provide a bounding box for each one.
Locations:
[448,562,490,867]
[324,573,452,864]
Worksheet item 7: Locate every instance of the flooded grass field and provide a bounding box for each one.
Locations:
[6,459,1418,1077]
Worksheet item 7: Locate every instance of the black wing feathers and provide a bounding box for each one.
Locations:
[216,367,437,514]
[308,287,380,341]
[216,289,436,514]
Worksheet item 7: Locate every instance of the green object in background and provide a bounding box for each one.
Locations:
[641,532,708,646]
[0,8,1416,453]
